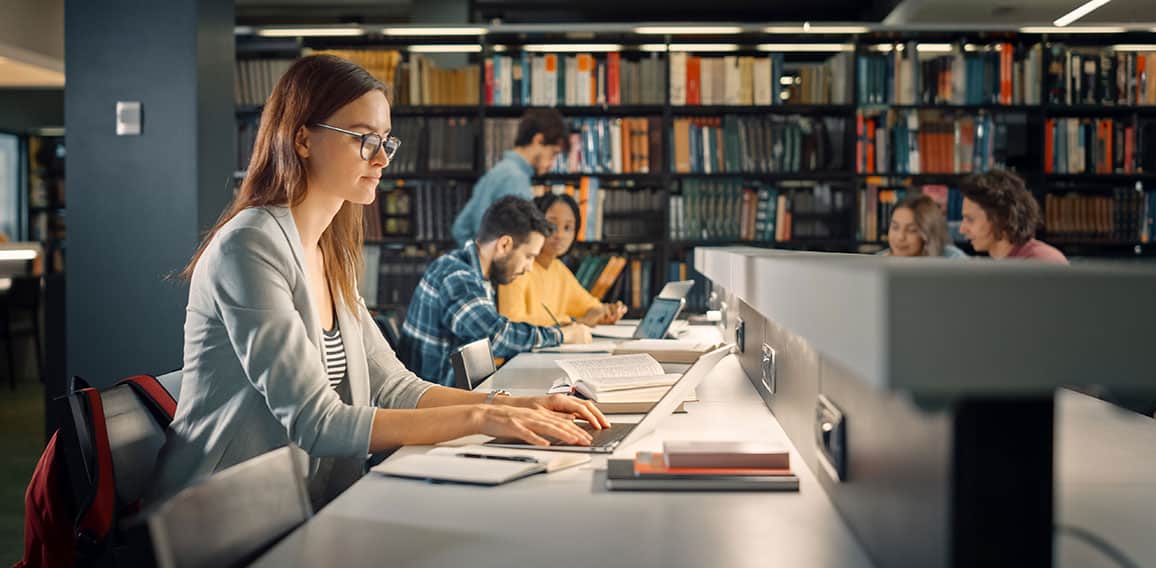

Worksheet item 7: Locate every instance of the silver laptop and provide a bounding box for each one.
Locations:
[658,280,695,300]
[486,344,733,453]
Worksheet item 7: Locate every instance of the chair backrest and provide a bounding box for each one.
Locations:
[372,308,404,350]
[56,372,180,559]
[450,337,496,390]
[146,446,312,568]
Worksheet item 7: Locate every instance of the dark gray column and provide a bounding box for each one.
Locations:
[64,0,233,387]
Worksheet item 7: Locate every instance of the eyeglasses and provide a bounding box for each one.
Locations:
[313,123,401,161]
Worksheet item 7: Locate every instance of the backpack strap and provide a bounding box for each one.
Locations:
[117,374,178,424]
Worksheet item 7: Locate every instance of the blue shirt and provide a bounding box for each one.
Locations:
[399,242,563,386]
[451,150,535,245]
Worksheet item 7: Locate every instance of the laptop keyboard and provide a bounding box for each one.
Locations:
[548,422,631,447]
[487,422,632,448]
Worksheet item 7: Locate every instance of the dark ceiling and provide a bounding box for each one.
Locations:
[470,0,900,24]
[236,0,901,25]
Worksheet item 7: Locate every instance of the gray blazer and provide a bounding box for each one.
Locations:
[151,206,433,502]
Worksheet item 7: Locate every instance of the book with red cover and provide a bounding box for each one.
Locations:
[634,452,792,478]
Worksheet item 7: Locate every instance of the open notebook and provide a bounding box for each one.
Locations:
[372,445,590,486]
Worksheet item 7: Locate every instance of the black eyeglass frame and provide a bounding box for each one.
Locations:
[313,122,400,161]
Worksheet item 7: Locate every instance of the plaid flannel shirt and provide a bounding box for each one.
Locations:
[399,242,563,386]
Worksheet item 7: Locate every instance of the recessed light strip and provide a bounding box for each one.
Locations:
[407,44,483,53]
[1054,0,1113,27]
[757,43,854,53]
[634,25,744,35]
[256,27,366,37]
[382,27,488,36]
[522,44,623,53]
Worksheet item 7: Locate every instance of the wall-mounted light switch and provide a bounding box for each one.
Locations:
[116,102,142,136]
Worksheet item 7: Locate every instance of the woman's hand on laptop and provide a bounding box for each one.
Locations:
[504,394,610,430]
[476,405,594,446]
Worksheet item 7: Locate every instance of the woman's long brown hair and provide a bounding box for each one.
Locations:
[181,54,386,315]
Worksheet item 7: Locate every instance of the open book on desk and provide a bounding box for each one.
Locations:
[546,353,695,416]
[372,445,590,486]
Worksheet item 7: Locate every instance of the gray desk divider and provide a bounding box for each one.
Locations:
[696,247,1156,568]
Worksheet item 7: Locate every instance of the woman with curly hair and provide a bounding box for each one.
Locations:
[958,170,1068,265]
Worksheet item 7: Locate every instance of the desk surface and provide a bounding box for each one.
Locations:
[251,327,1156,568]
[252,327,877,568]
[1056,389,1156,568]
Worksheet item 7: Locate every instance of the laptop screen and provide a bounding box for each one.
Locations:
[634,297,683,339]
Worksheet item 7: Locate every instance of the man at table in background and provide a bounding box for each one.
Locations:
[401,196,593,386]
[450,108,568,246]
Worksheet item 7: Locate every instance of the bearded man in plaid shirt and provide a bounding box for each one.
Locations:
[400,196,593,386]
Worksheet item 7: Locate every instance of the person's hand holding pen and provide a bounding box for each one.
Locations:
[542,303,592,344]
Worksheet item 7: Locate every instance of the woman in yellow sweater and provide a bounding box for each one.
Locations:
[498,193,627,327]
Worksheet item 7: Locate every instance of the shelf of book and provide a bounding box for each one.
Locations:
[233,26,1156,311]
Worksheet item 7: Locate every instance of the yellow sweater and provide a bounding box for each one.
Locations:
[498,258,603,327]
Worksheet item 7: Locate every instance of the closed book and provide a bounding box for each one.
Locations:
[662,440,790,469]
[605,459,799,492]
[635,452,790,477]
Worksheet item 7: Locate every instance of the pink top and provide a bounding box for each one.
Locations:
[1007,239,1069,265]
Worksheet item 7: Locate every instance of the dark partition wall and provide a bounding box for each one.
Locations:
[64,0,234,388]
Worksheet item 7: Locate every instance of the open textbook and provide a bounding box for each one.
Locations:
[555,354,684,403]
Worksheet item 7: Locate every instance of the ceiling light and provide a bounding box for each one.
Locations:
[522,44,623,53]
[641,43,740,52]
[256,27,365,37]
[917,43,954,53]
[407,45,483,53]
[633,25,744,35]
[1054,0,1113,27]
[756,43,854,52]
[1020,25,1126,33]
[1113,44,1156,51]
[382,27,488,36]
[764,24,870,34]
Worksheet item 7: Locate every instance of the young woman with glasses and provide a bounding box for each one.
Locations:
[153,55,608,509]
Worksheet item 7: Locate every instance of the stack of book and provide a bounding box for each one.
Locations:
[669,52,852,106]
[1043,117,1156,175]
[552,117,664,175]
[1044,188,1153,242]
[672,180,851,242]
[857,43,1041,105]
[308,49,403,99]
[234,58,297,106]
[855,110,1027,174]
[485,52,667,107]
[368,180,469,242]
[671,115,847,174]
[394,54,480,106]
[606,441,798,491]
[1046,45,1156,106]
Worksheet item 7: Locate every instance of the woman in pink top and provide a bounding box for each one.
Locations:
[958,170,1069,265]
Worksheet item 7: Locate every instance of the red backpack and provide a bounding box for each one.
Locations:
[15,373,179,568]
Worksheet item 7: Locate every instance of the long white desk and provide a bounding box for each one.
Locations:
[252,326,877,568]
[1056,389,1156,568]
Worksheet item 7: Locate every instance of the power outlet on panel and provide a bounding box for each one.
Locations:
[760,343,776,395]
[735,317,745,353]
[816,395,847,482]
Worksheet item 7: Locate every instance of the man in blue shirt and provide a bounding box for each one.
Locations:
[451,109,569,245]
[403,196,592,386]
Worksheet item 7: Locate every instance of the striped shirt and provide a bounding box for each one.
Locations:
[322,322,347,389]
